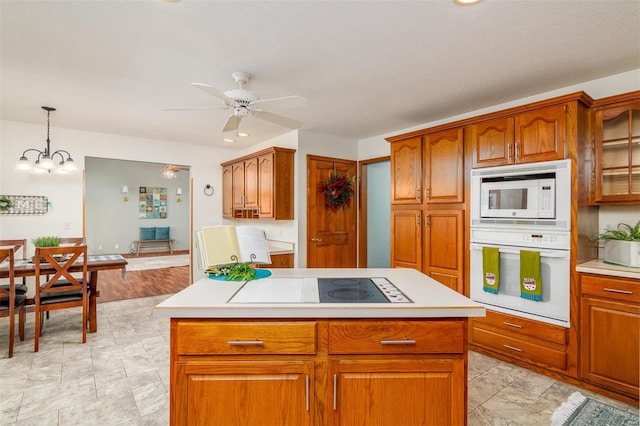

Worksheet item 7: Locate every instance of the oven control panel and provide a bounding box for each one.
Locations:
[471,228,570,250]
[371,277,412,303]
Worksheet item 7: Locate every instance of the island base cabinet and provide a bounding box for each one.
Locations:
[329,358,464,426]
[174,361,314,426]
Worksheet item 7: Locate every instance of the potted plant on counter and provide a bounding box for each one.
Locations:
[593,220,640,268]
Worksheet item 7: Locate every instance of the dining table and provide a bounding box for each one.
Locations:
[0,254,128,333]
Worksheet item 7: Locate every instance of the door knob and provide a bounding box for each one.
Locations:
[311,237,323,242]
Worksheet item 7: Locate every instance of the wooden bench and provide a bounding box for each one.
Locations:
[134,239,173,256]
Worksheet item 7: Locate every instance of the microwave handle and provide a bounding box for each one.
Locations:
[470,244,569,259]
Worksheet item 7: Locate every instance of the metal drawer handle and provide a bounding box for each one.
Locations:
[227,340,264,346]
[503,344,522,352]
[604,288,633,295]
[503,322,523,329]
[381,339,416,345]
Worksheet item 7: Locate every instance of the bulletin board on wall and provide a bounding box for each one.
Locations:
[138,187,167,219]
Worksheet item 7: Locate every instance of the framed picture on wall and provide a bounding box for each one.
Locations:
[139,187,146,193]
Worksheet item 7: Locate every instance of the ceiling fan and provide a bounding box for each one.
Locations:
[172,72,307,133]
[145,163,189,179]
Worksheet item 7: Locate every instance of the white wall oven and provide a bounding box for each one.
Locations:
[470,160,572,328]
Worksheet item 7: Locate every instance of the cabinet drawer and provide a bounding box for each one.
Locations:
[472,310,567,346]
[472,327,566,371]
[581,275,640,303]
[328,320,464,355]
[174,320,316,355]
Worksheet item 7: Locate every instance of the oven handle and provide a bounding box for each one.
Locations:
[470,244,569,259]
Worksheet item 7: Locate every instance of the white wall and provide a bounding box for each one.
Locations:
[0,120,235,266]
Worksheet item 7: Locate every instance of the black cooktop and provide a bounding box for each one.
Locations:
[317,277,411,303]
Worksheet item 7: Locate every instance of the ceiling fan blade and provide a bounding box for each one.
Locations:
[192,83,237,107]
[222,115,241,132]
[253,110,303,129]
[250,95,307,111]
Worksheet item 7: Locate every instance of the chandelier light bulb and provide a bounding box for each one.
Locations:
[16,157,32,171]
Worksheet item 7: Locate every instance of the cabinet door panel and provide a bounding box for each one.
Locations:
[469,117,514,168]
[424,128,463,203]
[332,359,464,426]
[391,137,422,204]
[258,153,274,218]
[222,165,233,218]
[176,361,313,426]
[391,209,422,270]
[424,210,463,293]
[244,158,259,208]
[515,104,566,163]
[581,296,640,397]
[232,162,245,208]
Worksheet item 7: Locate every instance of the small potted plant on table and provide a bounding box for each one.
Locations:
[31,236,61,262]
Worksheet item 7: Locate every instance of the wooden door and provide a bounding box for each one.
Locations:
[469,117,514,168]
[390,137,422,204]
[243,158,259,208]
[232,162,245,208]
[222,164,233,218]
[515,104,566,164]
[390,208,422,270]
[424,210,463,293]
[424,128,464,203]
[258,152,274,218]
[175,361,313,426]
[330,358,464,426]
[307,156,357,268]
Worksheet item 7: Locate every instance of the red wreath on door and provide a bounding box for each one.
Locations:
[323,173,354,212]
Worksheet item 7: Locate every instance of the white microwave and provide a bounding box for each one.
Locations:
[471,159,571,230]
[481,177,555,219]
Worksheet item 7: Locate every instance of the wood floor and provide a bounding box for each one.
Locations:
[97,253,191,303]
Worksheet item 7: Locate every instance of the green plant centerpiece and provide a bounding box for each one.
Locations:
[32,236,61,247]
[593,220,640,267]
[206,262,257,281]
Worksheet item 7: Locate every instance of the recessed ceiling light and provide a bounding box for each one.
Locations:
[453,0,483,5]
[237,132,249,137]
[223,138,235,143]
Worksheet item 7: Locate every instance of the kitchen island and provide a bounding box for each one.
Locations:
[154,268,485,426]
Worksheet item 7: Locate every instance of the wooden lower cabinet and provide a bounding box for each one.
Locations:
[255,252,294,268]
[170,318,468,426]
[580,274,640,399]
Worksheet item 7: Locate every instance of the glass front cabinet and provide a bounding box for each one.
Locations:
[593,97,640,204]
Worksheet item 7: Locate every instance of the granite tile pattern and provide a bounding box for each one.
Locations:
[0,295,636,425]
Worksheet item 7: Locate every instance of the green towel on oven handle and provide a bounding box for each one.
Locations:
[520,250,542,301]
[482,246,500,294]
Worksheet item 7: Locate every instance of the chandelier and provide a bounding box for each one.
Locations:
[16,106,78,174]
[162,165,178,179]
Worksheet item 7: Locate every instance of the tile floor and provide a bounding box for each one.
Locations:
[0,295,637,425]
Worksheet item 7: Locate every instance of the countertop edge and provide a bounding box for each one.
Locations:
[577,260,640,280]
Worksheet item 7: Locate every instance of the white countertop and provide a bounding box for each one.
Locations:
[153,268,486,319]
[577,260,640,280]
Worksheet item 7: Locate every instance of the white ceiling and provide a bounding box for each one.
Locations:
[1,0,639,150]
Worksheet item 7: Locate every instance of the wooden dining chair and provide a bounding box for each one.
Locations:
[34,245,88,352]
[0,248,27,358]
[0,239,28,294]
[59,237,86,246]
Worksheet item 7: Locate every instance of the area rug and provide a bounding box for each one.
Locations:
[551,392,639,426]
[125,254,189,271]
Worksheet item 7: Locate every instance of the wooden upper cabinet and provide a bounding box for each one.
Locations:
[391,137,422,204]
[592,97,640,204]
[469,117,514,168]
[515,104,566,163]
[470,104,567,168]
[424,128,464,203]
[222,165,233,218]
[222,147,295,220]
